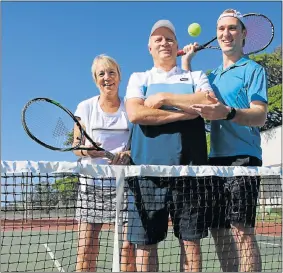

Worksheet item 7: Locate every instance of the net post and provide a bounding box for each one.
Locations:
[112,166,125,272]
[22,172,29,223]
[26,173,29,222]
[259,182,268,220]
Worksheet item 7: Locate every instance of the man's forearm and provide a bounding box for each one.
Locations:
[232,108,267,127]
[163,92,214,113]
[128,104,199,125]
[182,59,191,71]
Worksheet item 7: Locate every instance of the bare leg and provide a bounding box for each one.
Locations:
[179,239,202,272]
[76,222,102,272]
[231,224,262,272]
[136,244,159,272]
[210,228,239,272]
[120,224,136,272]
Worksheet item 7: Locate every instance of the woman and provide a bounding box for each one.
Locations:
[73,54,135,272]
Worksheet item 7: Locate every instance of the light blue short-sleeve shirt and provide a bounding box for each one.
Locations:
[125,66,212,165]
[208,56,268,160]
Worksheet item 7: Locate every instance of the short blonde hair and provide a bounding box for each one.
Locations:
[91,54,121,83]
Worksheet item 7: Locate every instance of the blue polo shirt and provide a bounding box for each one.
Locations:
[208,56,268,160]
[126,66,212,165]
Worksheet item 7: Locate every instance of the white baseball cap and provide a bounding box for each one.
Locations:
[217,10,246,28]
[149,19,176,37]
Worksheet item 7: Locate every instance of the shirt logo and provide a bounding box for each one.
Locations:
[180,77,189,81]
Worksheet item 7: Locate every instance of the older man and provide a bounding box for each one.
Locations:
[125,19,216,272]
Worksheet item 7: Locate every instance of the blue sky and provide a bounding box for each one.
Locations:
[1,1,282,162]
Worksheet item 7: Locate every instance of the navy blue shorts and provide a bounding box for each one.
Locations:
[126,176,211,245]
[208,155,262,228]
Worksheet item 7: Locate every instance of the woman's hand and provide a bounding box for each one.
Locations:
[110,151,131,165]
[82,143,106,158]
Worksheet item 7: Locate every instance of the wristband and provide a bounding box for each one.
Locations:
[225,107,237,120]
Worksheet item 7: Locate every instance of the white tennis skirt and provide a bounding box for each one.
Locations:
[76,184,128,224]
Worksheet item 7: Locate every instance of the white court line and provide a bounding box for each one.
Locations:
[202,236,281,247]
[43,243,65,272]
[46,241,109,246]
[258,241,281,247]
[256,235,282,247]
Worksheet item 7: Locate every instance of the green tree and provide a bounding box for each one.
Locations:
[261,84,282,132]
[53,176,79,206]
[206,133,211,154]
[206,69,212,76]
[29,182,59,212]
[249,48,282,131]
[250,46,282,88]
[268,84,282,112]
[64,130,74,146]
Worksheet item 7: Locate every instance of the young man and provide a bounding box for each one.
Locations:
[182,9,268,272]
[125,19,216,272]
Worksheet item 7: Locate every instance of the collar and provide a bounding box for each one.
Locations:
[217,55,250,73]
[151,66,182,76]
[233,55,250,66]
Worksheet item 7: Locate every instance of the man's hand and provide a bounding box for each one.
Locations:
[195,89,218,101]
[144,93,167,109]
[191,100,230,120]
[181,43,199,61]
[181,43,199,71]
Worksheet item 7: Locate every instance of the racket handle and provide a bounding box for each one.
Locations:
[177,46,203,56]
[81,147,115,160]
[105,151,115,161]
[177,50,185,56]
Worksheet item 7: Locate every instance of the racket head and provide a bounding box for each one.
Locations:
[242,13,274,55]
[177,13,274,56]
[22,98,83,151]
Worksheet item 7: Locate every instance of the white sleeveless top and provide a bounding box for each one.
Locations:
[74,95,129,185]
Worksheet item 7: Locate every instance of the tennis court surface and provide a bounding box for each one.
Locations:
[1,161,282,272]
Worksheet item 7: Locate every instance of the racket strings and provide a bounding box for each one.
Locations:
[243,15,274,55]
[53,117,71,138]
[24,101,75,149]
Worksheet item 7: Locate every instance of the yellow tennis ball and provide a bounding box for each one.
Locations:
[188,23,201,37]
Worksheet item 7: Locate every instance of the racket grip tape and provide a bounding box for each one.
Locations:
[177,46,202,56]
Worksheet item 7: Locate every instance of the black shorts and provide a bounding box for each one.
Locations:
[208,155,262,228]
[126,176,211,245]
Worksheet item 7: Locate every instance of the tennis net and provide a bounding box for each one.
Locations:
[1,161,282,272]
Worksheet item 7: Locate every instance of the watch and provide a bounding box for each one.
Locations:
[225,107,237,120]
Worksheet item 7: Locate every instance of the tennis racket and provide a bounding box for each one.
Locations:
[22,98,115,160]
[177,13,274,56]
